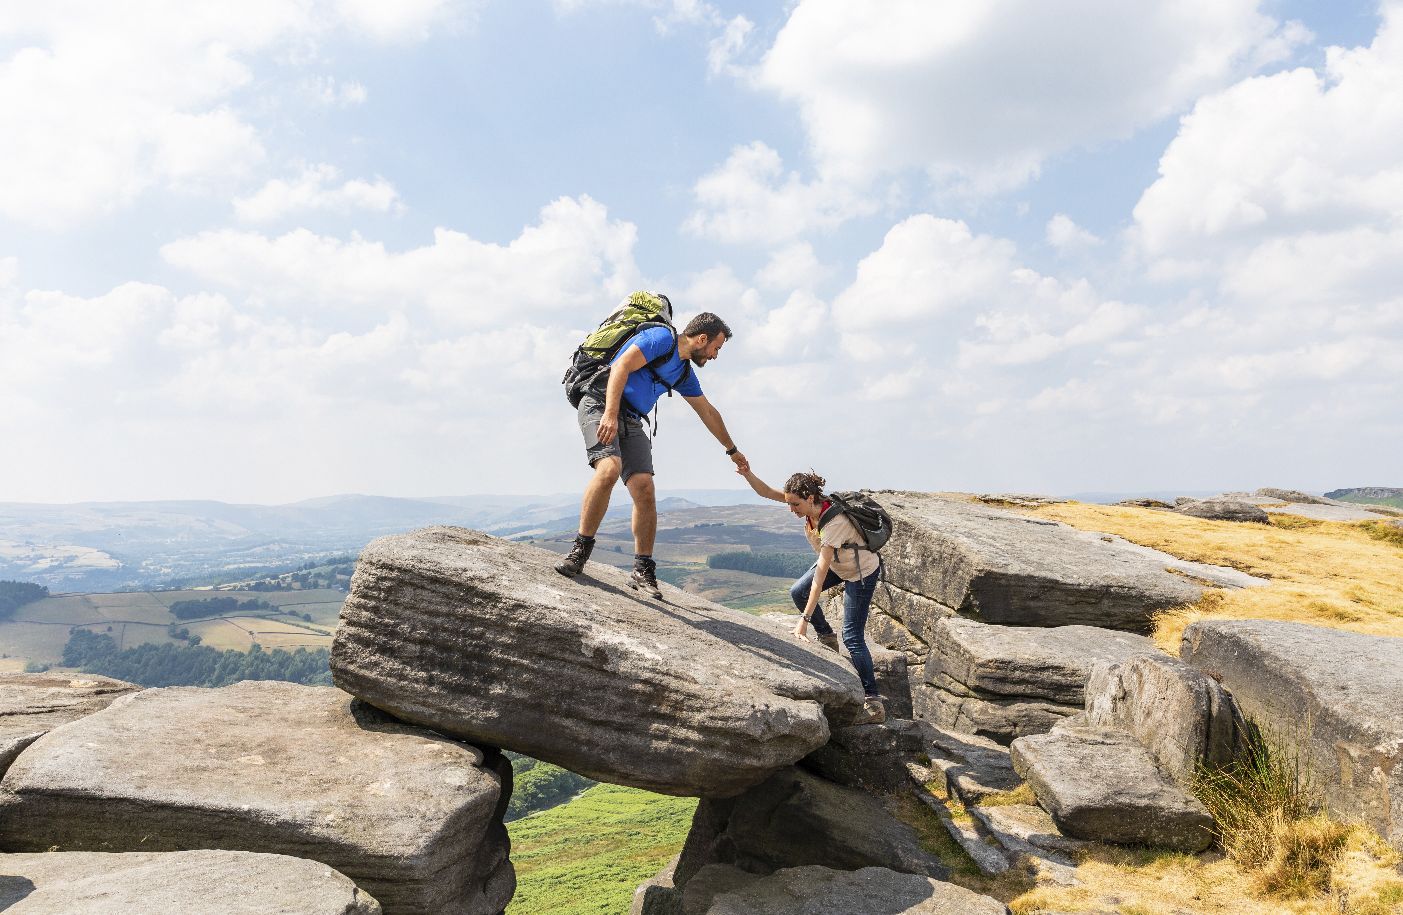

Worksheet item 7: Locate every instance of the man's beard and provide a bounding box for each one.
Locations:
[690,355,708,367]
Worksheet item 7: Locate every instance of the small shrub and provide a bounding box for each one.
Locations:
[1361,520,1403,549]
[23,661,50,673]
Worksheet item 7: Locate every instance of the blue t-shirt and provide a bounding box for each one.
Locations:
[609,325,703,416]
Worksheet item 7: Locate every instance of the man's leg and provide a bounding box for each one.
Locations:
[578,456,622,538]
[624,471,657,556]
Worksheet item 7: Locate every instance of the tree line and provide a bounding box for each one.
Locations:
[706,551,814,579]
[167,596,274,620]
[0,581,49,620]
[61,629,331,688]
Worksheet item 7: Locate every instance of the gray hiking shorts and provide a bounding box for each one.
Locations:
[577,394,654,482]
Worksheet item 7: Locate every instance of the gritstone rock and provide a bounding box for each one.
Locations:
[1083,654,1242,786]
[0,850,381,914]
[801,718,929,794]
[332,526,865,798]
[1254,488,1332,505]
[874,491,1202,631]
[1181,619,1403,850]
[922,619,1157,744]
[690,865,1010,915]
[0,672,139,777]
[0,680,512,915]
[1173,499,1270,523]
[1010,726,1213,852]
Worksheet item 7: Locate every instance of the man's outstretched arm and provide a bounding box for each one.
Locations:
[683,394,748,472]
[598,345,648,445]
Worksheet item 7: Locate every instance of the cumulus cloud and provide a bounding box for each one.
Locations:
[754,0,1307,191]
[684,141,877,244]
[233,164,402,222]
[1045,214,1102,251]
[0,0,456,228]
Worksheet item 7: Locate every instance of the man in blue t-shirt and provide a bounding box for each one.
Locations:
[557,310,749,598]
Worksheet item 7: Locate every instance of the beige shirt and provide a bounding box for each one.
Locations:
[805,509,880,582]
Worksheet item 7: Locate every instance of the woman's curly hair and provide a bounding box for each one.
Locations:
[783,470,825,502]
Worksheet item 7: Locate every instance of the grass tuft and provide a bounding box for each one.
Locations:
[1361,520,1403,549]
[1253,815,1351,898]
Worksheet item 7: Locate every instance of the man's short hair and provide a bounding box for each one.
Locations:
[682,312,732,340]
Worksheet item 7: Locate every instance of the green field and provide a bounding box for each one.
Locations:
[0,588,346,667]
[506,784,696,915]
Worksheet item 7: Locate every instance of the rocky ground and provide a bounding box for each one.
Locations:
[2,488,1400,914]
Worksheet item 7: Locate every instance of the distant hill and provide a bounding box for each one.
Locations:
[1327,487,1403,508]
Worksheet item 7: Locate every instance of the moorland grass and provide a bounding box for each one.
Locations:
[1024,502,1403,652]
[506,783,696,915]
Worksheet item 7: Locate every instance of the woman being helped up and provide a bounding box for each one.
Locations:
[739,468,885,724]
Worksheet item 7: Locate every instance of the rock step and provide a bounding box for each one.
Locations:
[1010,726,1213,852]
[0,672,140,777]
[331,527,865,798]
[0,681,512,915]
[0,850,381,914]
[925,725,1022,806]
[968,805,1084,887]
[685,864,1011,915]
[905,778,1011,877]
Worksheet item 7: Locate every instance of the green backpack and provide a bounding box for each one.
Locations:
[562,291,692,414]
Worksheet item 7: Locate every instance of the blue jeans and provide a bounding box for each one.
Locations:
[790,562,882,699]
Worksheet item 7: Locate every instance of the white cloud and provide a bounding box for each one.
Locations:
[754,242,831,293]
[0,1,455,228]
[163,195,641,328]
[755,0,1306,191]
[1045,214,1101,251]
[684,141,876,244]
[234,164,402,222]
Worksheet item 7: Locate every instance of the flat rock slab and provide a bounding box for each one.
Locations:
[1181,620,1403,849]
[332,527,865,798]
[696,865,1010,915]
[0,850,380,914]
[926,619,1158,705]
[0,673,139,776]
[926,726,1022,804]
[0,681,511,915]
[875,492,1202,630]
[1010,726,1213,852]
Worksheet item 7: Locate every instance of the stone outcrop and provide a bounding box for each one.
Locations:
[920,619,1157,744]
[0,681,512,915]
[682,864,1009,915]
[1010,726,1213,852]
[874,491,1203,631]
[1083,654,1242,785]
[0,850,381,913]
[1181,620,1403,850]
[1255,487,1332,505]
[0,672,139,776]
[801,718,929,794]
[1173,499,1270,523]
[332,527,865,798]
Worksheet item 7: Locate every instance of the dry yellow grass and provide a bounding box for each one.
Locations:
[1023,502,1403,653]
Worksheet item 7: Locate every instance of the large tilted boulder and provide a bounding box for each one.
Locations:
[1010,726,1213,852]
[0,681,512,915]
[0,672,139,776]
[1173,499,1269,523]
[682,864,1009,915]
[920,619,1157,744]
[332,527,866,798]
[0,850,381,914]
[1083,654,1243,786]
[875,492,1203,631]
[1181,620,1403,850]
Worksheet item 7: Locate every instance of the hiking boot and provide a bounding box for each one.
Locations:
[555,535,595,578]
[629,557,662,599]
[817,632,841,653]
[858,697,886,725]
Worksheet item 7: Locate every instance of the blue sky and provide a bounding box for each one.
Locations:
[1,0,1399,503]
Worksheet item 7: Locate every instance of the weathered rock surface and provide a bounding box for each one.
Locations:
[0,850,381,914]
[332,527,865,797]
[875,492,1203,631]
[0,681,512,915]
[968,805,1085,886]
[1010,726,1213,851]
[1083,655,1242,786]
[0,672,139,776]
[1173,499,1269,523]
[1255,487,1332,505]
[671,767,950,888]
[1181,620,1403,850]
[922,619,1157,744]
[926,725,1022,805]
[1114,499,1173,509]
[801,718,928,794]
[693,865,1010,915]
